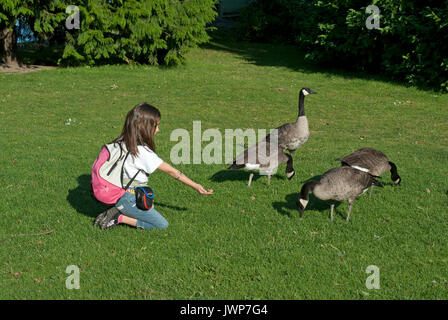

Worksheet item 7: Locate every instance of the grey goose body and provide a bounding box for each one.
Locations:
[228,140,295,187]
[337,147,401,185]
[274,117,310,152]
[264,87,317,155]
[297,166,382,221]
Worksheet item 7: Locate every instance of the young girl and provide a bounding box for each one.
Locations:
[94,102,213,230]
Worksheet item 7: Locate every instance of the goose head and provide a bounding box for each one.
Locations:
[297,180,318,217]
[388,161,401,186]
[286,170,295,180]
[301,88,318,96]
[296,197,308,217]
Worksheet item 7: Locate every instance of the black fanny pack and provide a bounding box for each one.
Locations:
[135,187,155,210]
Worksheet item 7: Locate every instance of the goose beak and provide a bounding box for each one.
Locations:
[309,90,317,94]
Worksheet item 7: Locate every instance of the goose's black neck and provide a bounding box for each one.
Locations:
[286,154,294,173]
[298,92,306,118]
[300,180,318,200]
[389,161,400,181]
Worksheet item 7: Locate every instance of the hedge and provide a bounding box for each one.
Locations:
[238,0,448,91]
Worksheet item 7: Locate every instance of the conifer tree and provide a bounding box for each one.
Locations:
[1,0,217,67]
[61,0,217,66]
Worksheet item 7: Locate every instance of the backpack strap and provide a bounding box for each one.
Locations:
[124,168,141,190]
[120,147,142,190]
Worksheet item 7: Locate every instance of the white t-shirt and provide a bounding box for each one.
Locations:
[123,145,163,184]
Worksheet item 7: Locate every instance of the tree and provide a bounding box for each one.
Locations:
[1,0,218,68]
[0,0,33,67]
[0,0,70,67]
[60,0,218,66]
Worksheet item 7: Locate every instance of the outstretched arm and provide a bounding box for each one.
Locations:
[158,162,213,195]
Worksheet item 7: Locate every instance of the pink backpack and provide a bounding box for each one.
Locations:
[91,142,140,204]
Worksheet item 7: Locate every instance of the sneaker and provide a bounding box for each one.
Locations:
[94,207,119,228]
[99,208,121,230]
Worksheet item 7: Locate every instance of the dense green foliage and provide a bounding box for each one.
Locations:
[61,0,217,66]
[0,0,31,27]
[0,0,217,66]
[238,0,448,91]
[0,1,66,42]
[0,0,65,64]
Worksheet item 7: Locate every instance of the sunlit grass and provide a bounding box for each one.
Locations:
[1,36,447,299]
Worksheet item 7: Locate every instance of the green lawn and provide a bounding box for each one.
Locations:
[1,35,448,300]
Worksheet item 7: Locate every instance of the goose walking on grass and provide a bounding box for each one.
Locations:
[228,140,295,187]
[297,166,382,221]
[336,147,401,195]
[265,87,317,157]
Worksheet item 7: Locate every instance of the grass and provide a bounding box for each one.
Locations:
[1,34,448,300]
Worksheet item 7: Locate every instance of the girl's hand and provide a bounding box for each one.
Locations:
[196,184,213,195]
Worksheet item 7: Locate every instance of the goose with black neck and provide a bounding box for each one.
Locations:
[265,87,317,165]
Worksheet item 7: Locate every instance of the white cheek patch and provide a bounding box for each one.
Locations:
[394,178,401,184]
[299,198,309,208]
[286,171,295,179]
[351,165,369,173]
[302,89,309,96]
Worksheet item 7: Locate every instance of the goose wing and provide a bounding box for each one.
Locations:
[338,148,390,176]
[232,141,280,170]
[264,122,295,149]
[320,167,374,200]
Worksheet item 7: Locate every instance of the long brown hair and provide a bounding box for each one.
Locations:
[113,102,161,156]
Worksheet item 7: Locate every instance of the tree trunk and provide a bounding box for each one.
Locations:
[1,25,20,68]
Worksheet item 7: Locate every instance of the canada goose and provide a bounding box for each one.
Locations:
[228,140,295,187]
[265,87,317,155]
[336,147,401,195]
[297,166,382,221]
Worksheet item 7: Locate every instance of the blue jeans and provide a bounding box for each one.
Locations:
[115,191,168,230]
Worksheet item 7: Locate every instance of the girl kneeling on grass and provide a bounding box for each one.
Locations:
[94,102,213,230]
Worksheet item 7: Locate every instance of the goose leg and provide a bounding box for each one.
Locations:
[330,202,335,221]
[248,173,254,187]
[346,200,354,222]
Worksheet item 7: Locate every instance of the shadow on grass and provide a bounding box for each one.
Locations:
[210,169,285,184]
[67,175,108,219]
[67,174,187,219]
[379,181,399,188]
[154,202,187,211]
[273,174,345,218]
[272,192,341,219]
[203,28,426,91]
